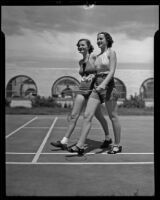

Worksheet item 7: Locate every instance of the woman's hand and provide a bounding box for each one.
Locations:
[95,83,107,92]
[87,74,95,81]
[82,74,95,82]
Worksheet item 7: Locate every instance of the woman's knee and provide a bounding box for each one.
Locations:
[109,112,118,122]
[83,112,94,123]
[68,112,79,122]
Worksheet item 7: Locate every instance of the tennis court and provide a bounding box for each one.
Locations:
[5,114,154,196]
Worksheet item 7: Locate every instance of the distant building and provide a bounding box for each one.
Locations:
[5,67,154,107]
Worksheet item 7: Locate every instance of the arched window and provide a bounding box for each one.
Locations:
[52,76,80,99]
[140,78,154,99]
[114,77,126,99]
[6,75,38,99]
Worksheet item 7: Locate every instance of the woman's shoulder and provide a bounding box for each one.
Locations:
[107,48,116,55]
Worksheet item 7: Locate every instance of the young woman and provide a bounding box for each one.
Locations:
[68,32,122,155]
[50,39,112,150]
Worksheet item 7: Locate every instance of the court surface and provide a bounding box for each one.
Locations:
[5,114,154,196]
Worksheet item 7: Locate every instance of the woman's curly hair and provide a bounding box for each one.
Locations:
[97,32,114,48]
[76,39,94,54]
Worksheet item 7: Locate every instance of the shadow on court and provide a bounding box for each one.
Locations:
[50,138,109,154]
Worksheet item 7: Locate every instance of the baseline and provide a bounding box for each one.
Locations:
[6,152,154,155]
[6,161,154,165]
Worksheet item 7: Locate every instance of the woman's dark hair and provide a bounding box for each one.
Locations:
[76,39,94,54]
[97,32,114,48]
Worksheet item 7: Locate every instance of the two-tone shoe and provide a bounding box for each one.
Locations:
[107,145,122,154]
[50,140,67,150]
[68,145,84,156]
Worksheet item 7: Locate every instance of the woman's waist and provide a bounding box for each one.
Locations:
[80,71,96,76]
[96,71,110,77]
[95,73,114,86]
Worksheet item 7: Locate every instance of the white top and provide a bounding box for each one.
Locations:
[94,50,110,73]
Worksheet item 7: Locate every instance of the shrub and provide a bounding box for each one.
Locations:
[119,93,145,108]
[68,103,72,109]
[32,95,60,108]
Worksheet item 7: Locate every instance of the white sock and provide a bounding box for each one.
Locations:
[61,137,68,144]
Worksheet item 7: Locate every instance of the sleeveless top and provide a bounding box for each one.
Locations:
[94,50,110,74]
[79,56,96,77]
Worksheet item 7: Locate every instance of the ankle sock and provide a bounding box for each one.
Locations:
[61,137,68,144]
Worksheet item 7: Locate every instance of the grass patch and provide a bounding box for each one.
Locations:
[117,107,153,116]
[5,106,71,115]
[5,106,153,116]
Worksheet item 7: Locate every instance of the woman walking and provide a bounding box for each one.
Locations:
[50,38,112,150]
[68,32,122,155]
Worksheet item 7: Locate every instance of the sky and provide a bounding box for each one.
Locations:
[2,5,159,70]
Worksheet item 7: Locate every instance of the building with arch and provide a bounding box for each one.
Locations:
[6,67,154,107]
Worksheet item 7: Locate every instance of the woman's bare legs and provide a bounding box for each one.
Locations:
[63,94,86,140]
[51,94,86,147]
[94,104,111,140]
[76,97,101,148]
[105,100,121,145]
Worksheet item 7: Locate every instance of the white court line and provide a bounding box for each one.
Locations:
[23,127,50,129]
[6,161,154,165]
[6,152,154,155]
[41,152,154,155]
[31,117,58,163]
[6,116,38,139]
[6,152,35,154]
[54,116,153,120]
[53,127,152,130]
